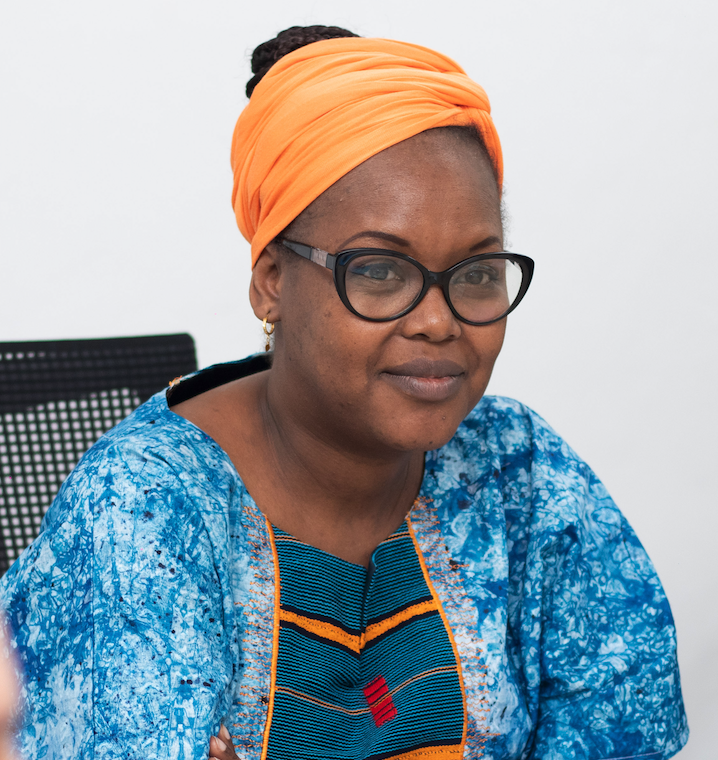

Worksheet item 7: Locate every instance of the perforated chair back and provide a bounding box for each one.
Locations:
[0,334,197,574]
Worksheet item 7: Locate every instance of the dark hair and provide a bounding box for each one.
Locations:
[246,25,359,98]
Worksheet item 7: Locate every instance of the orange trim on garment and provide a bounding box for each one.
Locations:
[259,520,282,760]
[275,686,371,716]
[279,598,439,653]
[363,599,437,645]
[375,746,464,760]
[387,665,458,701]
[279,608,362,653]
[406,510,468,756]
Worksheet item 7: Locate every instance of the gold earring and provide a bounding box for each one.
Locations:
[262,316,275,352]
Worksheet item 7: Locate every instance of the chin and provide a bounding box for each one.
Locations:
[377,412,468,453]
[388,431,459,454]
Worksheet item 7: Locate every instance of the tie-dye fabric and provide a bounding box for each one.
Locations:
[0,359,688,760]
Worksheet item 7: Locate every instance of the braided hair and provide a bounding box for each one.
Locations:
[246,25,359,98]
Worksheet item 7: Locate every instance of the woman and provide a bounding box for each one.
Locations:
[1,25,688,760]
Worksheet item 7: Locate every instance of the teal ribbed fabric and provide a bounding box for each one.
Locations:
[267,522,465,760]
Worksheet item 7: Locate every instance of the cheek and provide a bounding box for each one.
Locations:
[465,322,506,387]
[279,272,375,384]
[481,321,506,358]
[279,266,332,341]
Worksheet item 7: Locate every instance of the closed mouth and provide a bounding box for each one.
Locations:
[382,358,464,379]
[381,359,465,401]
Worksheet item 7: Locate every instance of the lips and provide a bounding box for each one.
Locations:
[381,358,465,402]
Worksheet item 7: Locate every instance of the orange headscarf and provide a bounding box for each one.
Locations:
[231,37,502,267]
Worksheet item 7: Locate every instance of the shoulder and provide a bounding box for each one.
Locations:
[441,395,585,484]
[443,396,620,541]
[87,389,230,473]
[52,390,239,518]
[457,395,578,460]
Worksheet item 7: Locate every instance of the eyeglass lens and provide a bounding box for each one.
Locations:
[344,254,524,323]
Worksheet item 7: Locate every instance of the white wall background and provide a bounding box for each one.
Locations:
[1,1,715,756]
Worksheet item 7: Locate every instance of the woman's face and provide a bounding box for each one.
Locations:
[256,128,506,455]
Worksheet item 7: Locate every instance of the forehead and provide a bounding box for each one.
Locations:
[288,129,502,255]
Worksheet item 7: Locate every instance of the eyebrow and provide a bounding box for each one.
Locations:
[338,230,503,252]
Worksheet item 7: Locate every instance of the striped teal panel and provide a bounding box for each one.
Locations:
[267,522,464,760]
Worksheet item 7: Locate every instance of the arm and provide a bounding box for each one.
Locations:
[2,438,235,760]
[523,423,689,758]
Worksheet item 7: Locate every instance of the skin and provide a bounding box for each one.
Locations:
[0,619,20,760]
[174,129,505,582]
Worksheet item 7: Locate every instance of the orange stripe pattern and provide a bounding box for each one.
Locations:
[279,598,438,654]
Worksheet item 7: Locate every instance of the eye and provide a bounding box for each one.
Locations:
[456,263,501,286]
[348,258,405,282]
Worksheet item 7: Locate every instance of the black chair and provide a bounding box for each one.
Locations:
[0,334,197,575]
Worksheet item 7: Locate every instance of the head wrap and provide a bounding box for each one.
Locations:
[231,37,502,267]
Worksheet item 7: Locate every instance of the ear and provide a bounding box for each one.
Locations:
[249,243,284,322]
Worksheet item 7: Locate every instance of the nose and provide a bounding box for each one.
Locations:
[399,283,461,342]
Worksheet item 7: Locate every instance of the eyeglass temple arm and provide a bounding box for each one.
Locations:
[280,240,337,271]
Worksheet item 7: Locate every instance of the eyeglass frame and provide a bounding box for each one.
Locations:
[277,238,535,326]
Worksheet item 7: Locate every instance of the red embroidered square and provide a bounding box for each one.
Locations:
[363,676,397,727]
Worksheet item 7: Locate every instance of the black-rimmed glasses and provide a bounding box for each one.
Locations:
[279,239,534,326]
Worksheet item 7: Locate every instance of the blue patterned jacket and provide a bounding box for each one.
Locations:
[0,360,688,759]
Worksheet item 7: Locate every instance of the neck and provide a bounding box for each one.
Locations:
[171,361,428,566]
[251,370,424,564]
